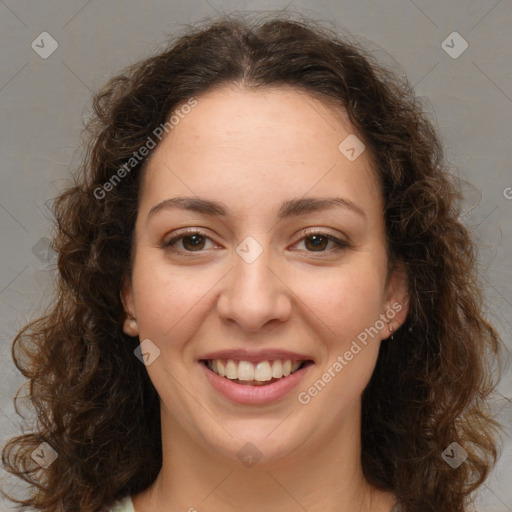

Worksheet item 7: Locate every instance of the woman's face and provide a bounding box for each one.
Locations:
[122,85,408,465]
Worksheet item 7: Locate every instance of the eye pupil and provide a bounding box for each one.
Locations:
[305,235,328,251]
[183,234,205,250]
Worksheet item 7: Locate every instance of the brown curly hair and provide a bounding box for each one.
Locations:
[1,13,504,512]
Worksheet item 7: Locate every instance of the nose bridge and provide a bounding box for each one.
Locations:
[217,235,291,331]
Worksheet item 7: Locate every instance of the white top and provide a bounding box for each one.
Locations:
[108,495,401,511]
[109,496,135,512]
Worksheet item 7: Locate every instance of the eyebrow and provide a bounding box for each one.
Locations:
[146,196,367,223]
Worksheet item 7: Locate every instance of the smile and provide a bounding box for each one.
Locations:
[200,357,314,405]
[203,358,312,386]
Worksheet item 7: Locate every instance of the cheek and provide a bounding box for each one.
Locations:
[294,263,386,342]
[294,269,386,417]
[131,255,215,341]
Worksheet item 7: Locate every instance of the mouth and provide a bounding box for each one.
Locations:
[200,358,314,386]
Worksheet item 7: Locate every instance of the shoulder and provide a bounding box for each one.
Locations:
[108,496,135,512]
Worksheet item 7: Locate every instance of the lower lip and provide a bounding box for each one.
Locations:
[200,362,313,405]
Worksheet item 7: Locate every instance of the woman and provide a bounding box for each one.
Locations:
[1,14,503,512]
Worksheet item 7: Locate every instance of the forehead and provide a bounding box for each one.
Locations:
[152,85,363,157]
[140,85,381,212]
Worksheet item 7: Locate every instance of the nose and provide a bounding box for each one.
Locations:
[216,243,292,333]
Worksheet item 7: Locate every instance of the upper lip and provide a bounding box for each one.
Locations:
[199,349,314,363]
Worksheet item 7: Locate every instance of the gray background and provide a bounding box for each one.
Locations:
[0,0,511,510]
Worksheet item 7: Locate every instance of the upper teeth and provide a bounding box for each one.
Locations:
[207,359,303,381]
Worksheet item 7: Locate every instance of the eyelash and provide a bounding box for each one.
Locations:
[161,228,350,256]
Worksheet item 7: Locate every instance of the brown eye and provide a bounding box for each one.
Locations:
[304,234,329,251]
[181,234,206,251]
[162,230,215,253]
[293,231,349,253]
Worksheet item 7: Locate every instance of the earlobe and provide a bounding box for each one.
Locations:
[120,275,138,337]
[123,317,139,337]
[384,260,410,338]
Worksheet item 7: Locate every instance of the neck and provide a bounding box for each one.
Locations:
[132,400,396,512]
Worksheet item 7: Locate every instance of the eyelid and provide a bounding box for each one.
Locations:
[291,227,350,252]
[298,226,349,242]
[162,227,218,249]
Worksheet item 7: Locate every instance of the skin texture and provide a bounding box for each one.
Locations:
[121,85,408,512]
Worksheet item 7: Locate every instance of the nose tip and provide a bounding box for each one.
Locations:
[216,252,292,332]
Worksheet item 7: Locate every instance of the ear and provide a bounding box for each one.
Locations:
[120,274,139,337]
[382,260,409,339]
